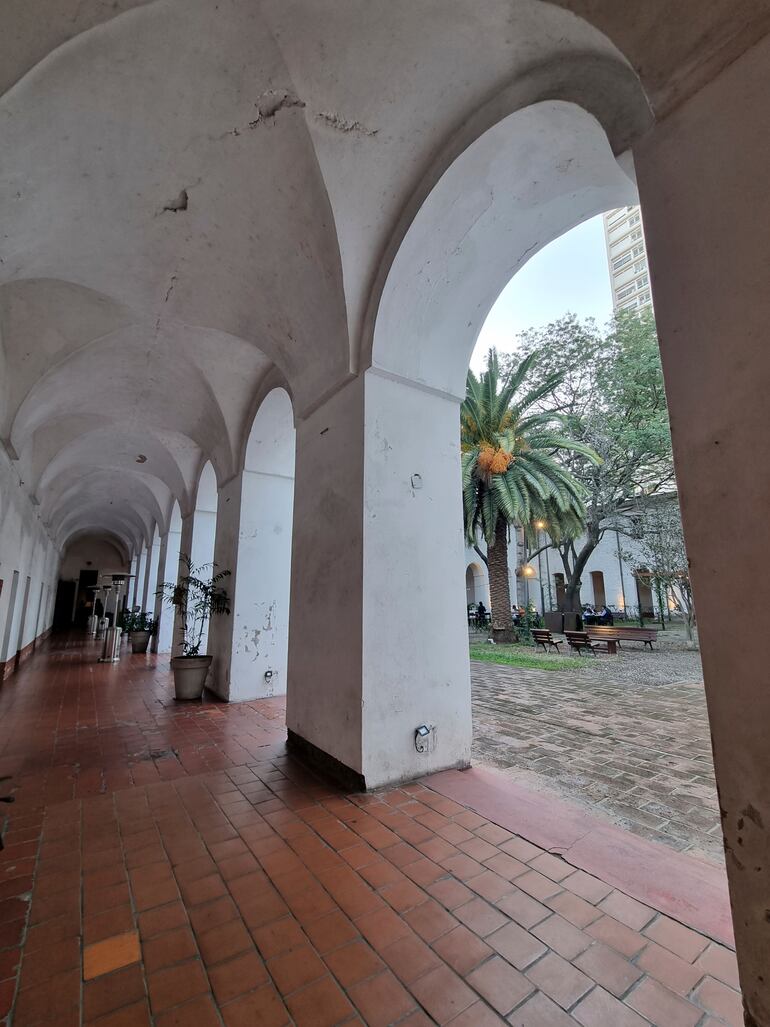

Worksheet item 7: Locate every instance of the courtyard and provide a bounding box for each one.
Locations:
[470,640,721,863]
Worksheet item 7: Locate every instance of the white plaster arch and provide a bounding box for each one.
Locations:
[194,460,219,516]
[209,387,295,701]
[465,562,489,607]
[32,425,191,518]
[43,463,167,536]
[1,0,349,414]
[244,389,296,478]
[0,278,135,440]
[62,529,130,569]
[371,100,637,397]
[188,460,219,654]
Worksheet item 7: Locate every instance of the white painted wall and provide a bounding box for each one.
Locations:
[0,446,60,665]
[464,515,668,620]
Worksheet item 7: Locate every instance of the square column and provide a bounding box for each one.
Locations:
[208,466,293,702]
[150,532,168,653]
[141,535,160,614]
[635,34,770,1026]
[171,514,195,657]
[287,370,472,790]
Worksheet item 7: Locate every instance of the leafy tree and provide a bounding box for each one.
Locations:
[461,349,593,637]
[628,500,696,642]
[508,310,675,612]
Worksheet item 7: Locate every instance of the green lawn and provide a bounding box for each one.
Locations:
[469,643,582,672]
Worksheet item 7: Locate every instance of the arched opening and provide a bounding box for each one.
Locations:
[156,501,182,653]
[190,461,218,654]
[230,388,295,701]
[330,97,643,787]
[464,561,488,607]
[54,532,130,631]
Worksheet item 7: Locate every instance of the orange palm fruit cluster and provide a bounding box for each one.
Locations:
[477,444,513,475]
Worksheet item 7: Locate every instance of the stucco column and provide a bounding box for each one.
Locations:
[190,507,217,655]
[156,524,182,654]
[287,370,471,790]
[129,552,140,608]
[129,554,140,605]
[133,547,147,610]
[171,514,195,656]
[141,534,160,614]
[150,532,168,653]
[208,464,293,702]
[635,35,770,1027]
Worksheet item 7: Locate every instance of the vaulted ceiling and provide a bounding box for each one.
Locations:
[2,0,766,556]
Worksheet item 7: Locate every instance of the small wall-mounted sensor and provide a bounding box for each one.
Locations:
[411,473,423,490]
[415,724,436,754]
[264,669,274,681]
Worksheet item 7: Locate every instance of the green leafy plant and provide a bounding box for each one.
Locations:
[461,348,595,637]
[157,555,230,657]
[121,610,156,633]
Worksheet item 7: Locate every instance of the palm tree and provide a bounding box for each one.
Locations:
[461,349,594,637]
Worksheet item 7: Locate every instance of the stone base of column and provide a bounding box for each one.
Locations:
[287,730,366,792]
[287,729,472,793]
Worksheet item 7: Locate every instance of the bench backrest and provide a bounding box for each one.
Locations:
[587,626,657,640]
[532,629,552,639]
[564,630,591,643]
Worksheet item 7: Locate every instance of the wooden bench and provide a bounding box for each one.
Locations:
[564,630,610,656]
[532,629,564,653]
[585,625,658,654]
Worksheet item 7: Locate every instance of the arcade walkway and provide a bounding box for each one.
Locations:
[0,639,742,1026]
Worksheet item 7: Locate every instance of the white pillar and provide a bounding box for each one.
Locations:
[172,514,195,656]
[141,533,161,613]
[208,464,293,701]
[156,525,182,654]
[189,508,217,655]
[129,554,140,605]
[133,547,147,610]
[635,34,770,1024]
[287,370,471,790]
[149,533,168,652]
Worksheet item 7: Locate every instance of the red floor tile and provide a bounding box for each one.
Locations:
[0,639,744,1027]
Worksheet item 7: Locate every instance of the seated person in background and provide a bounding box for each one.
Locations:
[582,603,596,624]
[599,604,614,625]
[476,601,488,623]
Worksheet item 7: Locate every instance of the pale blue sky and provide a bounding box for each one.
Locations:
[470,213,613,371]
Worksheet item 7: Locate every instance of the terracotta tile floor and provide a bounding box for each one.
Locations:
[0,637,743,1025]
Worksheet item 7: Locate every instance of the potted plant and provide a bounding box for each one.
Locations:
[127,611,156,654]
[157,555,230,700]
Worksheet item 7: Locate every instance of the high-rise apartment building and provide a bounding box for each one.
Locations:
[602,205,654,313]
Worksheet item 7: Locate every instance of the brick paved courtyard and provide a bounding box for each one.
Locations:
[470,658,723,863]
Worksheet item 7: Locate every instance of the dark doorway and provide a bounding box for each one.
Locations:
[591,570,606,608]
[53,580,77,632]
[554,572,566,610]
[74,569,99,629]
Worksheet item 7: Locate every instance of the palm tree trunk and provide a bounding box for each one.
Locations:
[488,519,515,641]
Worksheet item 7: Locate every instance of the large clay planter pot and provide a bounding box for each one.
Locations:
[130,630,151,654]
[171,655,212,700]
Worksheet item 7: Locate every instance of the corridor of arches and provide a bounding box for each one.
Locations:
[1,1,769,1022]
